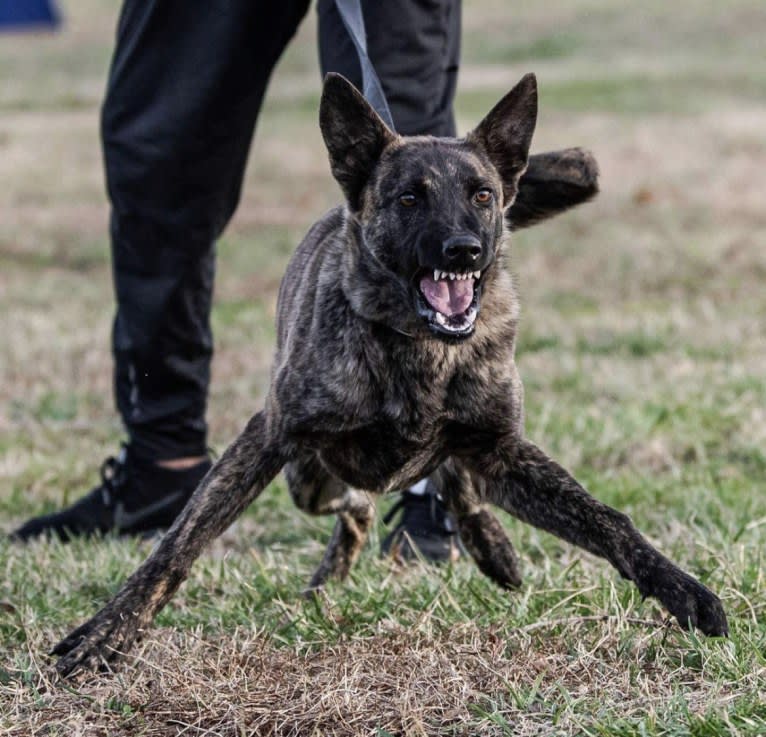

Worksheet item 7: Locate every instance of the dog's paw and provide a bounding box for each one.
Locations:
[652,567,728,637]
[52,606,141,678]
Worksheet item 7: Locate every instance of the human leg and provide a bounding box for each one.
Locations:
[12,0,311,540]
[106,0,310,464]
[318,0,460,137]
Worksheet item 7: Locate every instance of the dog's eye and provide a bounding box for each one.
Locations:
[399,192,417,208]
[473,188,494,205]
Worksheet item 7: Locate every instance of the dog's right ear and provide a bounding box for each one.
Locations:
[467,73,538,208]
[320,73,396,211]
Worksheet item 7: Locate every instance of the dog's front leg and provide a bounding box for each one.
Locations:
[481,439,728,636]
[53,411,290,677]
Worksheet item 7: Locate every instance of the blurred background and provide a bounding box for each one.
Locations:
[1,0,764,509]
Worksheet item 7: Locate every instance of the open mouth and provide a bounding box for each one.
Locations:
[416,268,482,338]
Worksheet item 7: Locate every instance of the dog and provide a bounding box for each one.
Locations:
[53,73,727,676]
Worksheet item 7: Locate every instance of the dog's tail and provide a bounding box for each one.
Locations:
[509,147,599,230]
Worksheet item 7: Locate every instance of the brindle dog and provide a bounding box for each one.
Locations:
[53,73,727,676]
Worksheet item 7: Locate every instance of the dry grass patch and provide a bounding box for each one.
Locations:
[3,619,757,737]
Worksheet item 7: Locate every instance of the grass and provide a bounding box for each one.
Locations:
[2,0,766,734]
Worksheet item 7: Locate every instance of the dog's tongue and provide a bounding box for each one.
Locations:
[419,274,474,316]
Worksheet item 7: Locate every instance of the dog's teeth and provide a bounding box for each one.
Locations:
[434,312,446,325]
[449,272,456,280]
[434,269,440,281]
[473,270,481,279]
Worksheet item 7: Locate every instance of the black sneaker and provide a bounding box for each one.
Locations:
[380,479,461,563]
[10,446,211,542]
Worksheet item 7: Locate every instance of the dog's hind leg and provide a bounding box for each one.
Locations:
[437,462,522,590]
[305,500,375,592]
[481,438,728,636]
[285,451,375,591]
[53,411,289,677]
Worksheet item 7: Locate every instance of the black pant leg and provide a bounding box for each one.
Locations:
[104,0,311,462]
[317,0,461,136]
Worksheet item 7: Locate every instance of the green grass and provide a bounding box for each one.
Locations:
[2,0,766,734]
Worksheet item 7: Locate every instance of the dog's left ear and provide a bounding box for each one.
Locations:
[320,73,396,211]
[467,73,538,207]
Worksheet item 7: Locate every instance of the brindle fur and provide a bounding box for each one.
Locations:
[53,74,727,677]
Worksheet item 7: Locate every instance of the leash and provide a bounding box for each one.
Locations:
[333,0,396,131]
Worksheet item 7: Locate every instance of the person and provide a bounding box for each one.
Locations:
[11,0,464,561]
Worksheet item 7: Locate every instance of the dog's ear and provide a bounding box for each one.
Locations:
[320,73,396,211]
[467,73,538,207]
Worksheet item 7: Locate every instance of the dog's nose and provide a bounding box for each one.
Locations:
[443,235,483,263]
